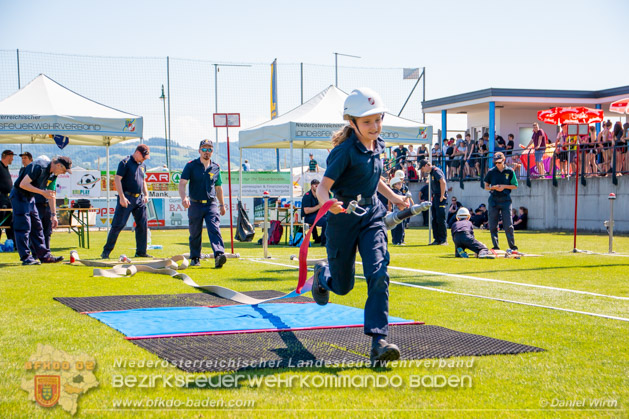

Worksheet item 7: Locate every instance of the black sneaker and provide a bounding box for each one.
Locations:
[428,241,439,245]
[41,255,64,264]
[215,253,227,268]
[134,253,153,258]
[22,259,41,266]
[492,247,500,251]
[100,252,110,259]
[190,258,201,267]
[312,262,329,306]
[438,241,449,246]
[370,339,401,365]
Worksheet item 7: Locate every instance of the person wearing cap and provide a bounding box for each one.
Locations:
[312,87,408,364]
[101,144,151,259]
[30,156,63,253]
[301,179,327,246]
[0,150,16,243]
[450,207,495,259]
[179,139,227,268]
[308,153,319,173]
[484,151,518,251]
[419,159,448,245]
[388,173,411,245]
[10,156,71,265]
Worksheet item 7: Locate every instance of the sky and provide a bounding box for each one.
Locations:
[0,0,628,149]
[2,0,628,96]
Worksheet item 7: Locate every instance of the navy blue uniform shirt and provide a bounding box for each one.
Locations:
[13,161,52,199]
[429,167,446,197]
[181,158,222,201]
[484,166,518,198]
[451,219,475,235]
[324,132,384,199]
[116,156,146,195]
[301,190,319,217]
[34,172,57,204]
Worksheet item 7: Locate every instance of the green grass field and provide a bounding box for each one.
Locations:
[1,227,628,418]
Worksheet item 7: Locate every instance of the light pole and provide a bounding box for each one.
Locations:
[334,52,361,87]
[159,84,169,169]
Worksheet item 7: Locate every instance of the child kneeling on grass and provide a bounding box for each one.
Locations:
[451,207,495,259]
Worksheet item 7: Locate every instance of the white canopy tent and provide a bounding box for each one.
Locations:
[0,74,143,228]
[238,85,433,235]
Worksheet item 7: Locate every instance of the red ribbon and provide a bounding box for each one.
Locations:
[296,200,335,293]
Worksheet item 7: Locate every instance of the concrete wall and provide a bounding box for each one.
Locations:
[408,176,629,233]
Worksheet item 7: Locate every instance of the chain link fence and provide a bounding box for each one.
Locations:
[0,49,427,169]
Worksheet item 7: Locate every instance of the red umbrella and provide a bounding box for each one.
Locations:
[537,106,604,125]
[610,98,629,114]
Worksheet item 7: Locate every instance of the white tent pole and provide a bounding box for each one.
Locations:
[301,146,304,193]
[106,141,111,232]
[239,148,243,201]
[290,140,294,239]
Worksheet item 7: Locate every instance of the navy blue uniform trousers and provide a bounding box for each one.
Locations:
[0,194,14,242]
[30,202,52,253]
[10,193,50,262]
[488,195,516,250]
[391,219,405,245]
[453,231,489,257]
[320,202,390,337]
[188,201,224,259]
[431,196,448,243]
[103,194,148,255]
[304,213,327,243]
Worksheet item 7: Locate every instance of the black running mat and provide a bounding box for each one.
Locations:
[131,324,544,372]
[55,292,544,372]
[54,290,313,312]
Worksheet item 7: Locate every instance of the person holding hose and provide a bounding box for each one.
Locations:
[311,87,407,364]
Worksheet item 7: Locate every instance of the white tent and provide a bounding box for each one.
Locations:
[0,74,143,228]
[239,85,432,150]
[237,85,433,236]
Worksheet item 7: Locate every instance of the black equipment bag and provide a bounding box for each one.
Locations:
[235,200,255,242]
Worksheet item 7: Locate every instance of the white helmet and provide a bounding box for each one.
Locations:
[456,207,470,220]
[343,87,388,120]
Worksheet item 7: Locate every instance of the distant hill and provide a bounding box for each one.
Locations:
[2,137,329,172]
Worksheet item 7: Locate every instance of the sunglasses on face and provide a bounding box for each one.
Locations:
[495,160,505,165]
[201,148,213,152]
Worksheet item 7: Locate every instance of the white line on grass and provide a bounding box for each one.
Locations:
[248,259,629,322]
[358,262,629,300]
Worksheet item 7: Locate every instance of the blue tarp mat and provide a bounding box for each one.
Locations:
[88,303,413,338]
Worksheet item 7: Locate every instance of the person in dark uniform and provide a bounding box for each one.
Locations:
[30,157,59,252]
[388,172,410,245]
[101,145,151,259]
[312,87,407,364]
[179,139,227,268]
[419,160,448,245]
[10,156,70,265]
[301,179,326,246]
[484,152,518,251]
[450,207,495,259]
[0,150,16,243]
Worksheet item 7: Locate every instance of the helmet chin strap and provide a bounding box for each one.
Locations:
[350,113,385,139]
